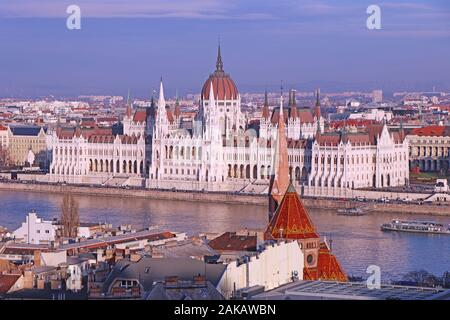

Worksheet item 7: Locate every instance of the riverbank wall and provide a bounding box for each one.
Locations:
[0,182,449,216]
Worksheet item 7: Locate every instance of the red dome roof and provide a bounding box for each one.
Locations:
[201,45,239,101]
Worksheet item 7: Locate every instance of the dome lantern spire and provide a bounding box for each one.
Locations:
[216,42,223,72]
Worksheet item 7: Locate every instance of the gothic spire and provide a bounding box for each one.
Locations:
[150,89,155,108]
[314,89,321,119]
[126,88,132,118]
[315,89,321,107]
[158,77,165,109]
[216,43,223,72]
[262,89,270,119]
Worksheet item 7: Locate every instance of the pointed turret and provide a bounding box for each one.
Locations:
[290,89,298,119]
[155,78,169,137]
[174,90,181,118]
[208,81,216,108]
[262,90,270,119]
[147,89,156,120]
[207,80,216,120]
[126,89,132,118]
[158,77,166,110]
[314,89,321,119]
[268,91,290,220]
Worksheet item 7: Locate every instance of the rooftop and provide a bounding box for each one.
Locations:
[9,125,45,136]
[252,280,450,300]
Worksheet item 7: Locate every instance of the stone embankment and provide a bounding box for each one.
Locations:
[0,182,449,216]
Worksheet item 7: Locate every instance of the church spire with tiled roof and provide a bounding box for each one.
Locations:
[264,89,348,281]
[265,183,319,240]
[268,88,290,220]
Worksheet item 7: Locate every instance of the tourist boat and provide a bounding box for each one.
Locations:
[337,208,365,216]
[381,219,450,235]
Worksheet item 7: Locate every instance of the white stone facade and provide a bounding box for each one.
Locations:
[217,241,304,299]
[13,211,58,245]
[48,49,409,196]
[309,125,409,191]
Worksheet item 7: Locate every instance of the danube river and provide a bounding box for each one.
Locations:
[1,190,449,280]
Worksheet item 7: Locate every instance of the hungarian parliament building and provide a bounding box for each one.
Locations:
[50,46,409,197]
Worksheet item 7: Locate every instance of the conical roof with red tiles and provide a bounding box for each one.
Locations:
[304,242,348,282]
[265,184,320,240]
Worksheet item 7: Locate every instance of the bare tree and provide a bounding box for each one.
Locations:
[0,146,10,169]
[60,193,80,238]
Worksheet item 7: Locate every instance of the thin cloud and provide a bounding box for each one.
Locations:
[0,0,273,20]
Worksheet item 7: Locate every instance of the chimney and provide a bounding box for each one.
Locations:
[164,276,179,286]
[193,275,206,286]
[34,250,41,267]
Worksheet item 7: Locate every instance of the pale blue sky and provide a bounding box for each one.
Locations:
[1,0,449,97]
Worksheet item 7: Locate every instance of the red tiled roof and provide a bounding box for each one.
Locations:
[411,125,447,137]
[202,72,239,100]
[304,242,348,282]
[366,124,384,144]
[208,232,257,252]
[0,274,21,294]
[329,119,376,129]
[298,109,314,123]
[342,133,371,145]
[56,126,114,140]
[287,139,307,149]
[88,135,116,144]
[270,108,315,124]
[265,184,320,240]
[316,134,341,146]
[133,110,147,123]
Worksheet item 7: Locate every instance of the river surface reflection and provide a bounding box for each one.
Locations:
[1,190,449,280]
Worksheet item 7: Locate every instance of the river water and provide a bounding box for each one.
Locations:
[1,190,449,280]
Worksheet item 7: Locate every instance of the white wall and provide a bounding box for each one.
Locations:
[218,241,303,299]
[13,212,57,245]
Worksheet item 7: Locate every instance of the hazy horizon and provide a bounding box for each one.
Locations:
[1,0,450,98]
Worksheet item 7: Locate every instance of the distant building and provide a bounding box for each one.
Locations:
[372,90,383,103]
[0,125,9,148]
[13,211,58,245]
[7,125,48,168]
[348,109,392,122]
[407,126,450,173]
[310,124,409,190]
[46,45,409,196]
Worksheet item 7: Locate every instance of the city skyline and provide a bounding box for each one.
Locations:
[1,0,450,98]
